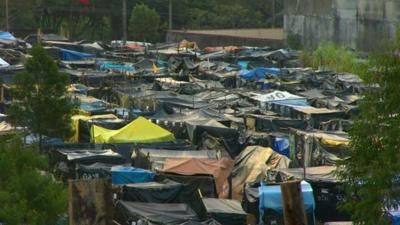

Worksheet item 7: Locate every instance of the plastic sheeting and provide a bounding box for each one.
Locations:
[111,166,155,185]
[258,181,315,217]
[132,149,217,171]
[76,162,114,180]
[115,201,200,225]
[202,198,247,225]
[163,158,234,197]
[0,57,10,68]
[240,67,286,81]
[232,146,290,200]
[271,137,290,158]
[59,48,95,61]
[122,180,206,219]
[0,31,17,44]
[253,90,308,107]
[91,116,175,144]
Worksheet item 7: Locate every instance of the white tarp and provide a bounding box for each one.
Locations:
[252,90,305,103]
[0,57,10,68]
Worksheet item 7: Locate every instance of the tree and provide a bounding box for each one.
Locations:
[7,45,74,148]
[0,137,67,225]
[338,35,400,224]
[129,4,161,43]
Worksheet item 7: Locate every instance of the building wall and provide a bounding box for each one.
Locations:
[284,0,400,51]
[166,29,284,48]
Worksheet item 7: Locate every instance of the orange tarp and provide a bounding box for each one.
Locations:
[163,158,234,198]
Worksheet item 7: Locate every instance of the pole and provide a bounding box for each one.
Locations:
[122,0,127,45]
[280,181,308,225]
[272,0,276,28]
[169,0,172,30]
[5,0,9,31]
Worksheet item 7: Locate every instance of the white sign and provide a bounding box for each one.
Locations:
[254,91,304,103]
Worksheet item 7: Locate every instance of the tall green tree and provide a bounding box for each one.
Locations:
[338,36,400,224]
[129,4,161,43]
[0,137,67,225]
[7,45,74,148]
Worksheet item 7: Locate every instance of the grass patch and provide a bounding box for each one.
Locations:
[301,43,370,80]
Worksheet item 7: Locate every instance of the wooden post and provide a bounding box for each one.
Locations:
[69,179,113,225]
[5,0,9,31]
[169,0,173,30]
[122,0,127,45]
[280,181,308,225]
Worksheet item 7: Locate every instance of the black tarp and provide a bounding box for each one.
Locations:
[157,172,218,198]
[186,121,240,158]
[51,149,127,180]
[242,182,260,221]
[75,162,114,180]
[202,198,247,225]
[254,116,308,132]
[103,140,194,158]
[122,179,206,219]
[132,148,217,170]
[115,201,200,225]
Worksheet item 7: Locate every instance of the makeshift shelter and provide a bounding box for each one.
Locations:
[132,149,217,171]
[91,116,175,144]
[202,198,247,225]
[122,179,206,219]
[232,146,290,200]
[51,149,126,180]
[267,166,351,222]
[59,48,95,61]
[258,181,316,225]
[163,158,234,198]
[288,128,349,167]
[186,120,240,158]
[114,201,200,225]
[157,172,218,198]
[111,166,155,185]
[69,114,121,143]
[75,162,114,180]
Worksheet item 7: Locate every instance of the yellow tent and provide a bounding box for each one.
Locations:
[68,114,119,143]
[91,116,175,144]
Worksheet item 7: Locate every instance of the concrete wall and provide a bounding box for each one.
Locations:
[284,0,400,51]
[166,29,284,48]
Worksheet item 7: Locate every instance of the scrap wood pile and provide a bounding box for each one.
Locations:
[1,31,366,225]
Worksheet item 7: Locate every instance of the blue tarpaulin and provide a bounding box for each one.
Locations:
[97,61,135,73]
[0,31,17,42]
[272,137,290,158]
[237,61,250,70]
[388,208,400,225]
[59,48,95,61]
[111,166,155,185]
[259,181,315,223]
[239,67,287,81]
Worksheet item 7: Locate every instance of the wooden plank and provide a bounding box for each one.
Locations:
[280,181,308,225]
[68,179,113,225]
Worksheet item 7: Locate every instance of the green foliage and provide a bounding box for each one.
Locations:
[300,43,370,80]
[129,4,161,43]
[7,46,74,144]
[0,137,67,225]
[337,37,400,224]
